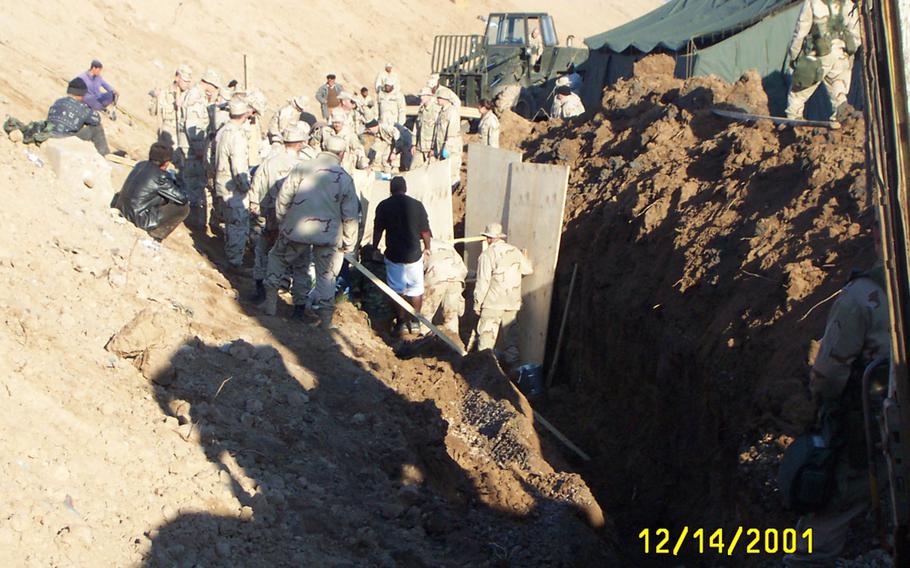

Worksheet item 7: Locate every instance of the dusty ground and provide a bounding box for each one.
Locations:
[506,57,878,564]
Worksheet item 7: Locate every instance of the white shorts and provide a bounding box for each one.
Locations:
[385,258,424,297]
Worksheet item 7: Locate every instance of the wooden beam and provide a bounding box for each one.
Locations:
[546,263,578,389]
[344,253,467,356]
[449,236,486,244]
[507,382,591,461]
[711,108,839,129]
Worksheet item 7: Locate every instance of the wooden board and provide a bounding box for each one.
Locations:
[711,108,839,129]
[506,162,569,366]
[344,254,466,357]
[360,163,454,247]
[405,105,480,119]
[464,144,522,272]
[351,168,377,248]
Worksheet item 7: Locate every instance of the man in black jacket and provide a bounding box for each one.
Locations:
[115,143,189,241]
[46,77,111,155]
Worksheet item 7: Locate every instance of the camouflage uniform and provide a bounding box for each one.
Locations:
[318,124,366,173]
[377,89,407,126]
[267,102,303,146]
[412,98,440,168]
[180,85,211,227]
[213,121,252,266]
[357,93,378,124]
[478,111,500,148]
[433,99,463,186]
[785,0,861,121]
[371,123,414,172]
[149,82,182,152]
[474,239,533,364]
[205,94,230,231]
[269,153,360,314]
[784,265,890,566]
[551,93,585,119]
[249,147,303,282]
[421,239,467,333]
[374,70,400,92]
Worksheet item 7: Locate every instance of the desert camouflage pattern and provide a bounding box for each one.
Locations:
[377,89,407,126]
[264,238,313,306]
[422,281,465,333]
[433,103,463,184]
[474,240,533,311]
[317,125,366,172]
[551,93,585,119]
[213,121,251,265]
[478,111,500,148]
[249,148,302,280]
[357,93,378,124]
[422,240,467,333]
[785,0,860,120]
[180,85,211,226]
[477,308,519,364]
[149,83,183,151]
[274,153,360,248]
[415,99,439,153]
[267,102,303,145]
[374,70,400,92]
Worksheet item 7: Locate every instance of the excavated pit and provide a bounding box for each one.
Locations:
[501,59,874,564]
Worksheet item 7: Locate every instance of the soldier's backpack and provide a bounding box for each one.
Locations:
[792,55,824,91]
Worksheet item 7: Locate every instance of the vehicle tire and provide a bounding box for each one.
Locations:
[494,85,522,115]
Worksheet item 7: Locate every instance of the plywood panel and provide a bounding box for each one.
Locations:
[464,144,522,272]
[506,162,569,366]
[352,168,377,247]
[361,163,454,248]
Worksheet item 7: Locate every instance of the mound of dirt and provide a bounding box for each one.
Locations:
[513,71,870,562]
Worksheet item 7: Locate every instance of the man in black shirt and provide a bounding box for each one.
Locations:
[114,143,189,241]
[46,77,111,155]
[372,176,432,335]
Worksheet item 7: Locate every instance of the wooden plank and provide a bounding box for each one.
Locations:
[711,108,839,129]
[405,104,480,119]
[344,254,467,357]
[506,162,569,366]
[351,169,377,247]
[363,164,454,247]
[545,263,578,389]
[464,144,521,272]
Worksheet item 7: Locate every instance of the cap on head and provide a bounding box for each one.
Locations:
[385,62,393,70]
[323,135,347,156]
[67,77,88,96]
[338,91,357,105]
[201,69,222,88]
[175,64,193,80]
[247,90,268,114]
[364,119,379,130]
[293,94,308,108]
[149,142,173,165]
[90,59,103,70]
[379,123,400,141]
[555,76,570,87]
[329,109,347,124]
[228,97,251,116]
[435,86,457,103]
[555,85,572,97]
[390,176,407,194]
[481,222,506,238]
[282,122,310,143]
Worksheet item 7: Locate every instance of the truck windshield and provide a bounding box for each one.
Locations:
[486,14,527,46]
[540,15,558,46]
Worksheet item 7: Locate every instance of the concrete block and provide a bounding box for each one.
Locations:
[42,136,113,194]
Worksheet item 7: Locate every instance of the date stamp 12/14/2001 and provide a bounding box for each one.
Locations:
[639,528,812,556]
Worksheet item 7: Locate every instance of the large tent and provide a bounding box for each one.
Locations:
[580,0,862,118]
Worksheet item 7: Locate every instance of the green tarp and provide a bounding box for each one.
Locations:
[585,0,792,53]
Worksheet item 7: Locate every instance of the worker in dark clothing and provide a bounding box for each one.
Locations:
[46,77,111,155]
[372,176,432,336]
[114,143,189,241]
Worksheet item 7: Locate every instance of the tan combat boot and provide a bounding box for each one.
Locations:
[259,287,278,316]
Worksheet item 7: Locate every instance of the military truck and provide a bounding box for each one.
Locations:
[431,13,589,118]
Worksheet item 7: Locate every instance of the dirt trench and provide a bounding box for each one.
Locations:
[500,61,873,564]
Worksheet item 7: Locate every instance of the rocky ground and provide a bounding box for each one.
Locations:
[0,134,613,567]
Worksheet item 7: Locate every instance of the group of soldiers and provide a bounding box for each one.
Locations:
[139,62,533,355]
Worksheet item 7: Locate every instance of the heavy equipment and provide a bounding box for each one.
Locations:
[430,13,588,118]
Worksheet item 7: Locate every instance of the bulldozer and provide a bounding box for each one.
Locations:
[431,13,589,118]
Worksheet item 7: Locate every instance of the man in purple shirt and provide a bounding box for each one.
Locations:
[78,60,118,115]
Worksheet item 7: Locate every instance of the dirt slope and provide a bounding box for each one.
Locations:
[513,60,873,563]
[0,0,660,155]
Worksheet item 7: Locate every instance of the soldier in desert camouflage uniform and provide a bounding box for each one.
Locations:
[267,94,308,148]
[473,222,533,364]
[377,79,407,126]
[179,76,212,228]
[149,64,193,159]
[421,239,467,335]
[264,136,360,329]
[244,90,268,168]
[785,0,861,122]
[199,69,229,234]
[247,122,310,303]
[551,86,585,119]
[432,86,463,187]
[213,98,253,270]
[412,87,439,169]
[477,99,500,148]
